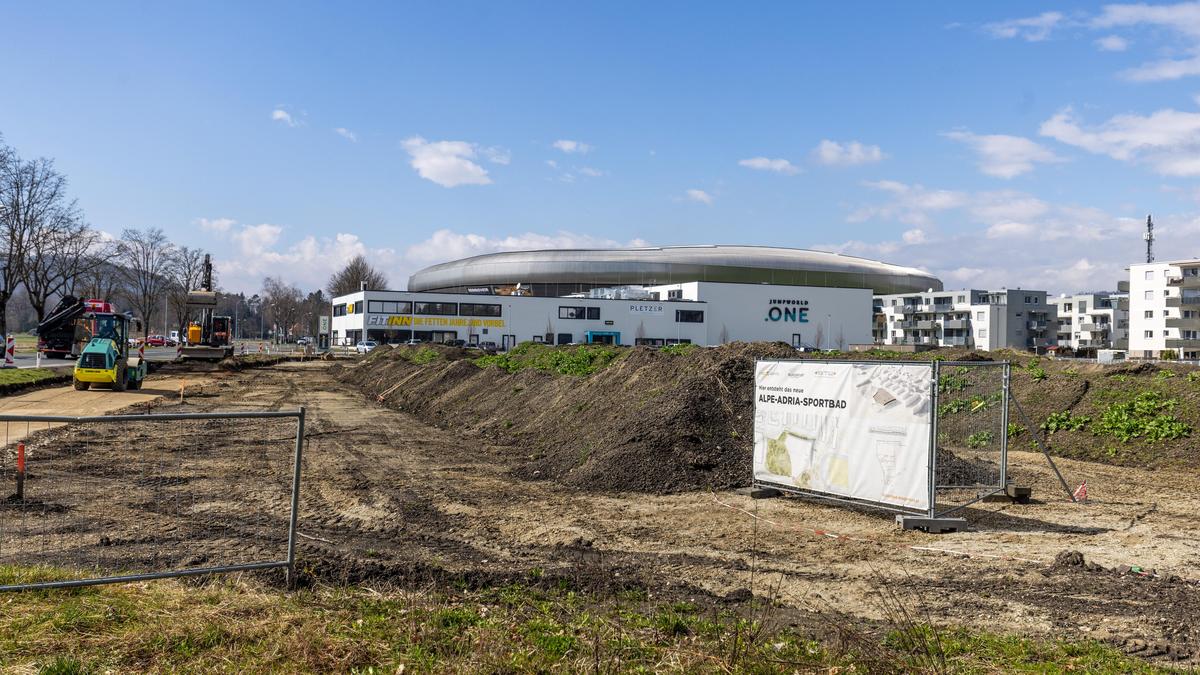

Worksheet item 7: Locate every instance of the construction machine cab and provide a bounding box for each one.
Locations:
[73,312,146,392]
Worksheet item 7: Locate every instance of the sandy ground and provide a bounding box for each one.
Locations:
[0,362,1195,662]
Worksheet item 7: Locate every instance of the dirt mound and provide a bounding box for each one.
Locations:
[343,342,798,493]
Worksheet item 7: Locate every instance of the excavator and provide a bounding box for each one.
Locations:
[180,254,235,360]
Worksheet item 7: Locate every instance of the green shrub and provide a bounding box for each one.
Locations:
[407,347,440,365]
[967,430,994,448]
[1093,392,1192,442]
[1188,371,1200,383]
[937,368,970,394]
[1155,369,1177,380]
[473,344,623,376]
[660,343,697,356]
[1041,410,1090,434]
[1007,423,1026,438]
[1161,349,1179,361]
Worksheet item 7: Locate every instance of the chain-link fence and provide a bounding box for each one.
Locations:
[0,409,304,591]
[930,361,1010,517]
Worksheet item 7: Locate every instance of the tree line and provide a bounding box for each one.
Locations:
[0,135,390,342]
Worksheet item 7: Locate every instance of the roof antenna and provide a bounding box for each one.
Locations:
[1144,214,1155,264]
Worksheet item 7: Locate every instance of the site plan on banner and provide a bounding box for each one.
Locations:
[753,361,932,511]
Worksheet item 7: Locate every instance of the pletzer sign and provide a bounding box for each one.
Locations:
[629,304,665,315]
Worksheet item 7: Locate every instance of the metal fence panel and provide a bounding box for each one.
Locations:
[0,408,304,592]
[930,362,1010,517]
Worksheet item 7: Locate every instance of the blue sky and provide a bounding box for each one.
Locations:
[4,1,1200,293]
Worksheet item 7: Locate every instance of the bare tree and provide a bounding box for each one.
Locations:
[22,205,108,323]
[0,147,67,336]
[327,255,388,297]
[262,277,302,342]
[76,259,126,304]
[167,246,209,337]
[117,228,176,339]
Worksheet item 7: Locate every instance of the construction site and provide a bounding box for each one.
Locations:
[0,341,1197,671]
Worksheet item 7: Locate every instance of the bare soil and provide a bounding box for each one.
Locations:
[0,360,1198,664]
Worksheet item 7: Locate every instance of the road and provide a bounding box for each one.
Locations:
[12,347,181,369]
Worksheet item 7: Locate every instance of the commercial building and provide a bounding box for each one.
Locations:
[872,289,1057,352]
[331,281,872,349]
[1049,292,1128,352]
[1128,260,1200,360]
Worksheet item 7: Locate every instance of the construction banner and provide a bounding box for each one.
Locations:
[753,360,933,511]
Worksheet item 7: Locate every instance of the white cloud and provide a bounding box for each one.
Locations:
[986,221,1036,238]
[738,156,800,174]
[578,167,606,177]
[334,127,358,142]
[552,139,591,154]
[1094,34,1130,51]
[544,159,558,169]
[812,140,885,166]
[849,181,968,225]
[401,136,492,187]
[271,109,299,127]
[196,217,235,233]
[195,218,398,293]
[1093,2,1200,38]
[902,228,927,244]
[685,189,714,205]
[1040,106,1200,175]
[402,229,649,269]
[984,11,1065,41]
[943,130,1063,178]
[482,146,511,165]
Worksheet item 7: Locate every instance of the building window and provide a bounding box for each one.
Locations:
[675,309,704,323]
[414,302,457,316]
[976,311,985,321]
[978,329,987,339]
[957,295,965,303]
[1024,296,1033,304]
[1145,310,1154,318]
[586,307,601,320]
[460,303,502,317]
[367,300,412,314]
[1145,330,1154,338]
[333,304,347,317]
[667,289,683,300]
[1145,270,1154,280]
[559,306,587,319]
[1144,290,1154,300]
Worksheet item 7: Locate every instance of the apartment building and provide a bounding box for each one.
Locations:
[1128,260,1200,360]
[1050,292,1129,352]
[873,289,1056,352]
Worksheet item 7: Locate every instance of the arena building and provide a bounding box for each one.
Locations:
[330,245,941,349]
[407,245,941,296]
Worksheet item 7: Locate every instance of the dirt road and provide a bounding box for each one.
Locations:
[2,362,1196,662]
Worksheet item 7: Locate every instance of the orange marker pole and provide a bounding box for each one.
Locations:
[15,442,25,500]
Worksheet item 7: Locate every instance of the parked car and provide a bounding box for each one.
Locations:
[478,341,499,353]
[404,338,422,346]
[146,335,167,347]
[356,340,378,354]
[445,339,466,347]
[296,337,311,346]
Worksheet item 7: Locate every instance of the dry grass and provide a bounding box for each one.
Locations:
[0,567,1177,674]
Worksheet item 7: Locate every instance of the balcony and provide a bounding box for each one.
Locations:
[931,303,954,313]
[1027,321,1049,331]
[941,319,968,330]
[941,336,970,346]
[1165,338,1200,349]
[1165,296,1200,308]
[893,320,916,329]
[1166,316,1200,330]
[1117,280,1130,293]
[1079,323,1110,332]
[916,320,935,330]
[898,305,918,314]
[1166,275,1200,289]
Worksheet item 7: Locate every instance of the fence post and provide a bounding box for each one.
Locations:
[286,407,305,588]
[927,360,940,519]
[14,442,24,500]
[1000,362,1011,489]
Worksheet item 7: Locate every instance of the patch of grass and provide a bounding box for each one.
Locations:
[1093,391,1192,442]
[966,430,994,448]
[398,346,440,365]
[0,368,63,387]
[474,343,624,376]
[1041,410,1090,434]
[0,570,1175,674]
[660,342,698,356]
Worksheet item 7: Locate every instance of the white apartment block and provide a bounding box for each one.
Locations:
[1128,260,1200,360]
[873,289,1056,352]
[1050,292,1128,352]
